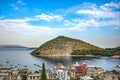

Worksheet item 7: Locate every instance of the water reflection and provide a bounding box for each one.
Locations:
[38,56,100,66]
[39,56,72,64]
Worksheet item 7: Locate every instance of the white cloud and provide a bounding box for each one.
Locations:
[17,0,25,5]
[0,13,63,23]
[76,10,103,15]
[0,18,65,35]
[1,17,119,35]
[35,13,63,22]
[99,19,120,27]
[103,1,120,8]
[7,1,120,34]
[10,0,25,10]
[0,13,65,35]
[10,4,18,10]
[76,9,119,19]
[64,18,120,31]
[64,18,99,31]
[74,1,120,30]
[76,2,120,19]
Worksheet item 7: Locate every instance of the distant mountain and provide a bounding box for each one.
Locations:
[0,45,27,48]
[31,36,103,56]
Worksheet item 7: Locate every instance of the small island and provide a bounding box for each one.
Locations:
[31,36,120,57]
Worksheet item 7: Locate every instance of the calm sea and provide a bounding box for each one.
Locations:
[0,48,119,71]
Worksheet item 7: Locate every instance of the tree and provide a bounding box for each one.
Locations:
[70,77,74,80]
[21,75,27,80]
[40,63,47,80]
[56,78,60,80]
[91,75,100,80]
[76,76,80,80]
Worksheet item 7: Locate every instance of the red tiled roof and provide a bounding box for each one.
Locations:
[68,66,74,69]
[55,64,67,71]
[56,67,66,71]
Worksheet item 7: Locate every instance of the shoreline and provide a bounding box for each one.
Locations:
[33,54,120,58]
[34,54,100,57]
[112,55,120,58]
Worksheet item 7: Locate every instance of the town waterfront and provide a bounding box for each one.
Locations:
[0,48,119,71]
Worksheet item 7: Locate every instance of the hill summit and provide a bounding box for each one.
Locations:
[31,36,103,56]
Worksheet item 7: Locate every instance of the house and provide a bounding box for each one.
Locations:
[9,69,21,80]
[28,73,41,80]
[0,68,21,80]
[46,69,57,79]
[0,68,11,76]
[87,65,104,76]
[74,62,87,76]
[80,76,93,80]
[67,66,75,78]
[54,63,68,80]
[22,68,29,75]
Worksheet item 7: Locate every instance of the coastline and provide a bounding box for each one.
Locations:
[32,54,120,59]
[33,54,100,58]
[112,55,120,58]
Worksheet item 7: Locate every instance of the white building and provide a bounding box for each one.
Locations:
[87,65,104,76]
[27,73,40,80]
[54,64,68,80]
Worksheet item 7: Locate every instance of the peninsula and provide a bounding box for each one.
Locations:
[31,36,107,56]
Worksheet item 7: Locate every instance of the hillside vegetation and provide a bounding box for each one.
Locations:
[105,46,120,56]
[31,36,106,56]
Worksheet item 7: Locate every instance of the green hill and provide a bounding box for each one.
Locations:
[31,36,105,56]
[105,46,120,56]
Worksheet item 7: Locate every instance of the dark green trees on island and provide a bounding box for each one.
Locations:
[31,36,120,56]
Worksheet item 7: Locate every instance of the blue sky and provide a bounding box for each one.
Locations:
[0,0,120,48]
